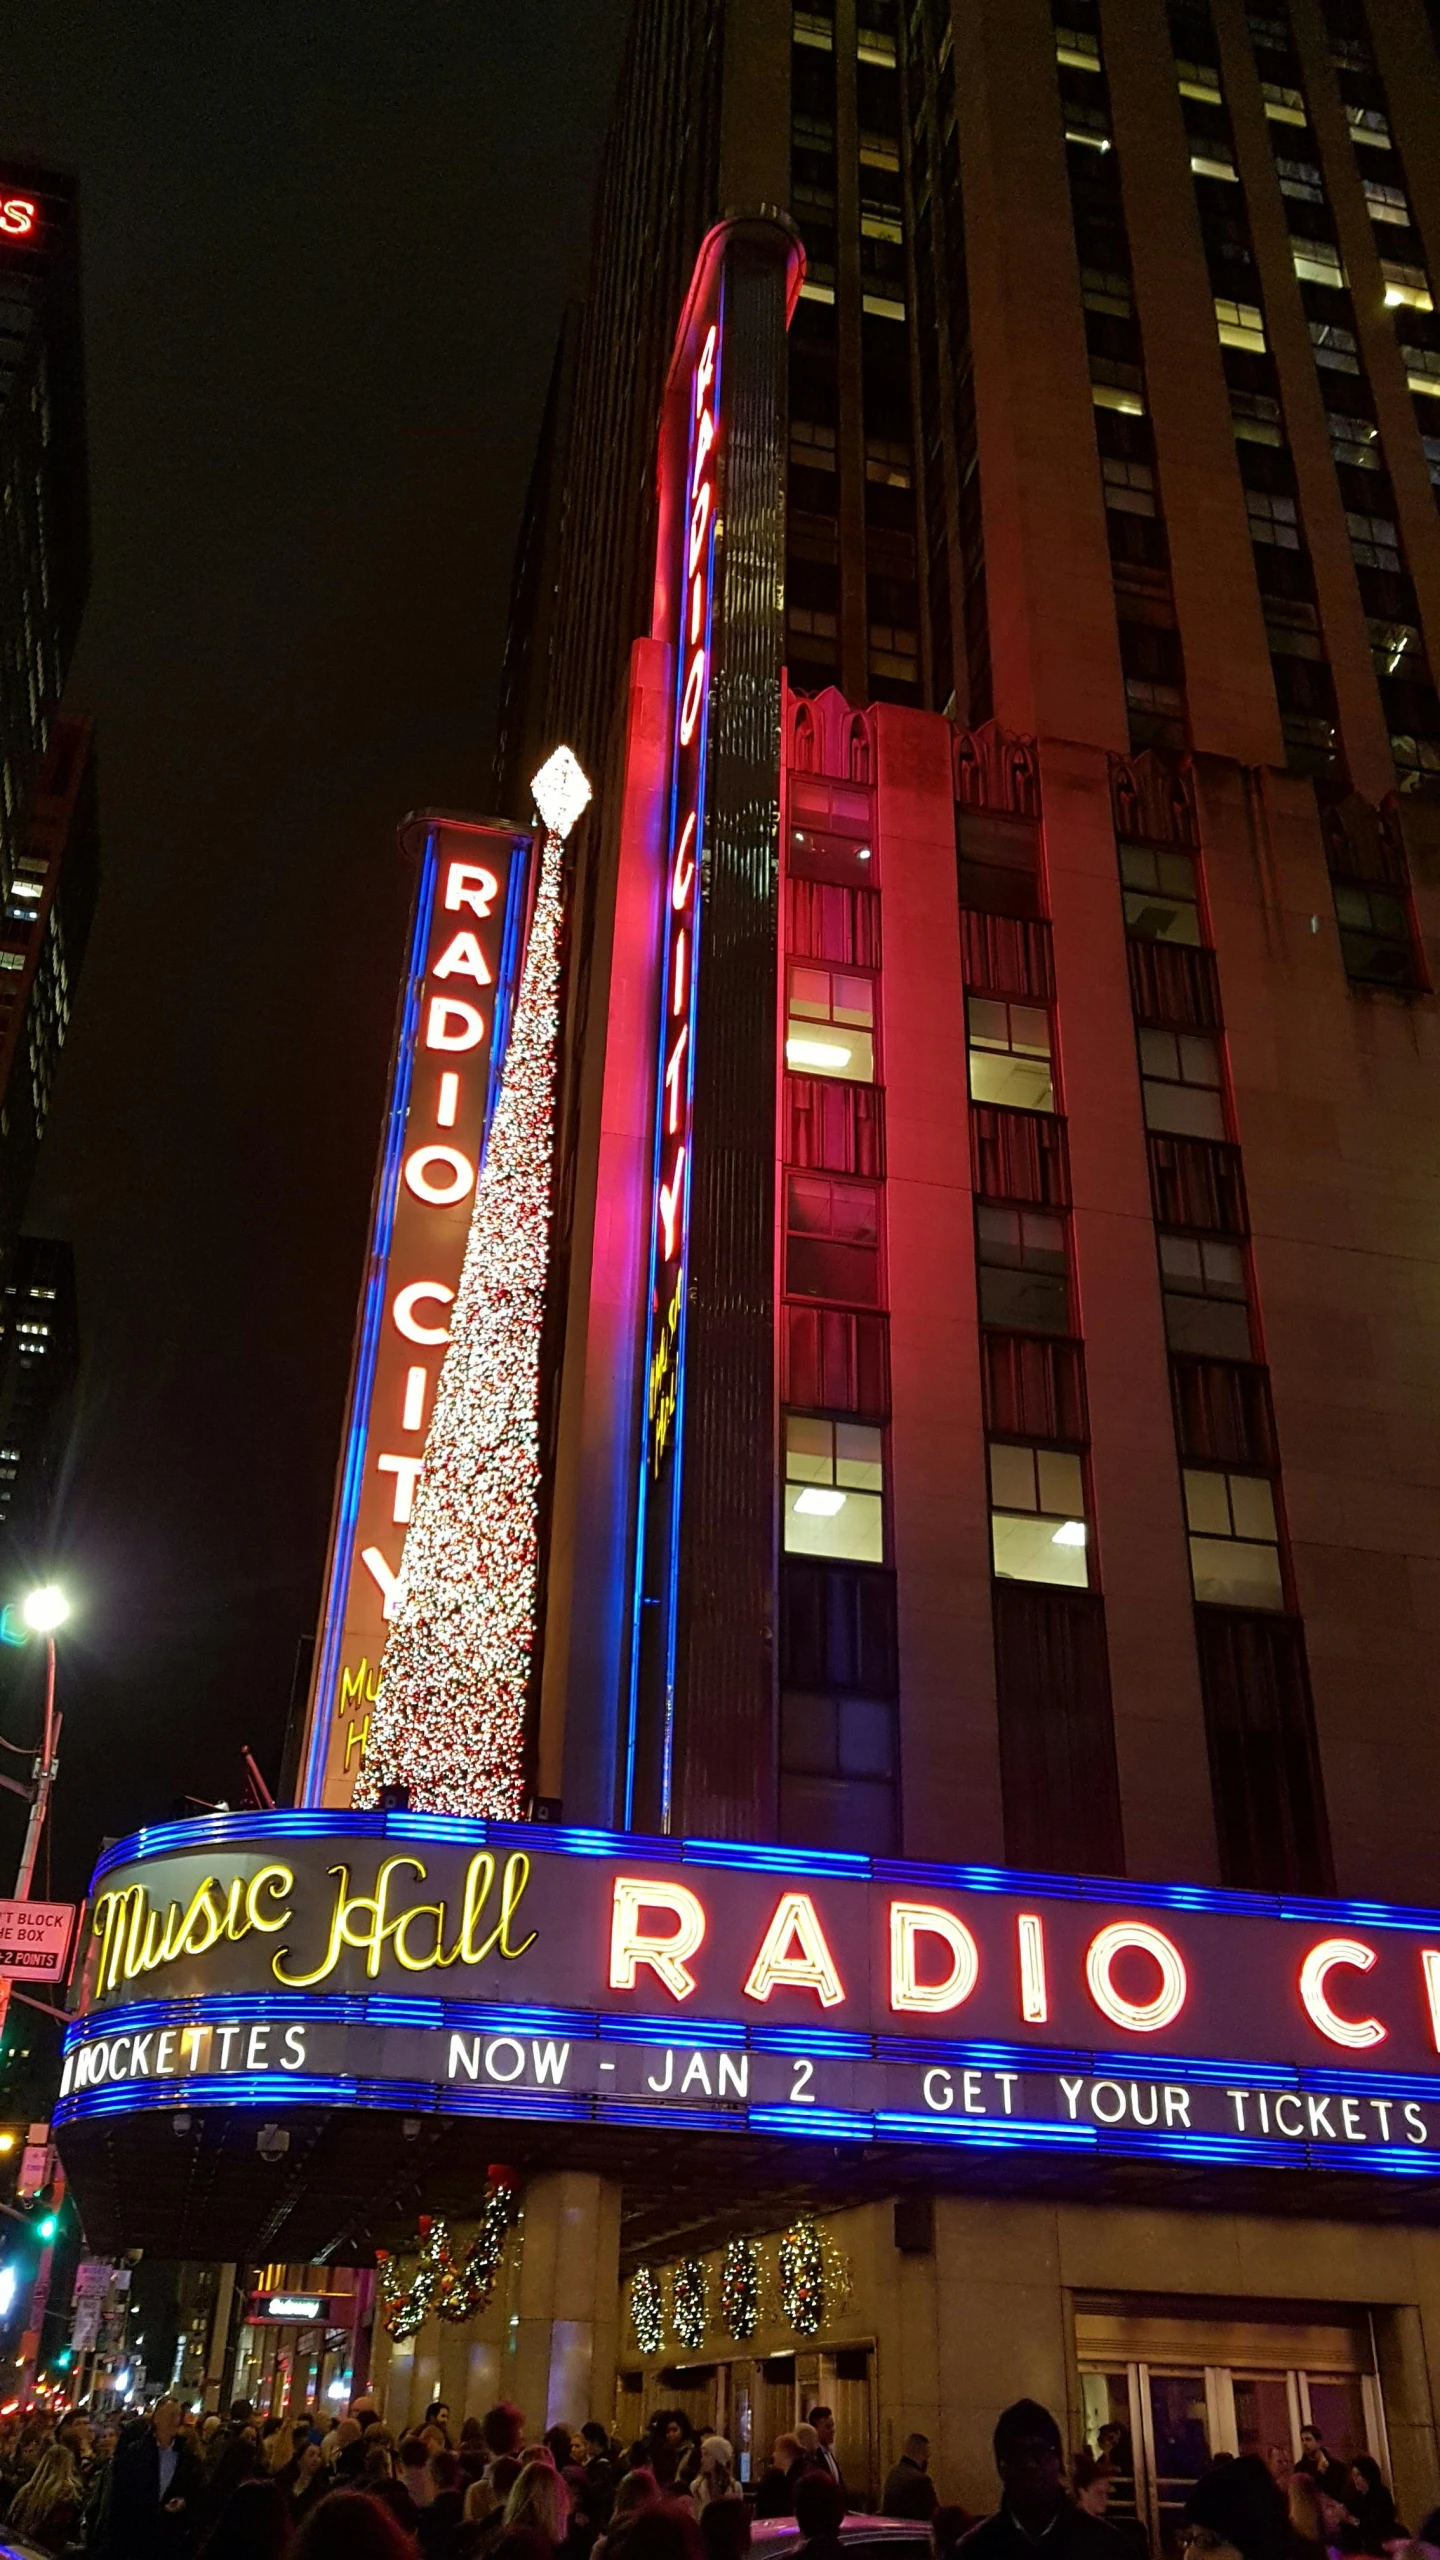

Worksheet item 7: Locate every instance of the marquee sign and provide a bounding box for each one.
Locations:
[54,1812,1440,2181]
[298,818,531,1809]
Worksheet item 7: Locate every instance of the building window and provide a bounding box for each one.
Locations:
[1331,881,1422,988]
[1276,157,1324,201]
[1216,298,1267,352]
[967,997,1055,1111]
[1120,842,1203,944]
[990,1442,1089,1588]
[1159,1231,1251,1358]
[787,1172,882,1304]
[977,1204,1069,1333]
[1101,456,1155,515]
[1246,488,1299,548]
[1292,239,1346,287]
[1184,1467,1285,1608]
[1346,511,1401,572]
[786,962,876,1081]
[784,1412,884,1561]
[1139,1028,1226,1139]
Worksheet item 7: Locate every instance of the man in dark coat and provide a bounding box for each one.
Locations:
[960,2402,1120,2560]
[883,2433,939,2520]
[103,2396,203,2555]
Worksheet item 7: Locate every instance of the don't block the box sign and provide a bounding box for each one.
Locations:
[51,1811,1440,2182]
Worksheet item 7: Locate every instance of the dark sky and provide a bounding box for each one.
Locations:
[0,1,628,1897]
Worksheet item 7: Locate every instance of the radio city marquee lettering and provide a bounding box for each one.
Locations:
[54,1814,1440,2178]
[299,819,530,1809]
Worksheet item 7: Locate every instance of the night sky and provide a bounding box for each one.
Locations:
[0,2,629,1896]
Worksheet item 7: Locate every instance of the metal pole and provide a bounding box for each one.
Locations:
[14,1635,58,1900]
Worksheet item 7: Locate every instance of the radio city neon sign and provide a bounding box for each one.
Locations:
[300,819,527,1805]
[646,317,719,1474]
[606,1878,1440,2053]
[0,201,36,240]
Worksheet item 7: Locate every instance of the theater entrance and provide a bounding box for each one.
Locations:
[1076,2300,1390,2555]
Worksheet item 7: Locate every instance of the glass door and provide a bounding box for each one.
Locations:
[1140,2371,1213,2556]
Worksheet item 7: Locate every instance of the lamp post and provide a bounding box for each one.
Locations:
[4,1588,69,2409]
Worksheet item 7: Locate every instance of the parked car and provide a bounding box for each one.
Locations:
[750,2519,937,2560]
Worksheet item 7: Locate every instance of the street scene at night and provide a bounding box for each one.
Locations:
[1,0,1440,2556]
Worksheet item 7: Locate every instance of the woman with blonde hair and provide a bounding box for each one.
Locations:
[264,2416,299,2474]
[6,2439,85,2554]
[505,2455,573,2547]
[692,2439,741,2511]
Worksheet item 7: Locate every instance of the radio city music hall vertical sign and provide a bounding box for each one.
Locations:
[627,216,802,1830]
[300,817,531,1807]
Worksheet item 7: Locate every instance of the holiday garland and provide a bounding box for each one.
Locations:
[720,2237,759,2341]
[671,2256,709,2351]
[630,2265,665,2355]
[375,2169,519,2339]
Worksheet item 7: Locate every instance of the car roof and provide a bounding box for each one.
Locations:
[750,2523,936,2546]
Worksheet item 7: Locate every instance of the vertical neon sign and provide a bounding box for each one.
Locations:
[630,297,723,1826]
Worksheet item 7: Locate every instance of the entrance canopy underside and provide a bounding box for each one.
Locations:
[56,2107,1440,2267]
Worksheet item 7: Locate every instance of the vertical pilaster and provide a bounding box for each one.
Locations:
[509,2173,622,2435]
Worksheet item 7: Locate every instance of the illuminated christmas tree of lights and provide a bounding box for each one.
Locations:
[358,748,591,1816]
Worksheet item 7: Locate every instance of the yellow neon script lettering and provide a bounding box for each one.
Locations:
[90,1864,298,1994]
[271,1851,535,1988]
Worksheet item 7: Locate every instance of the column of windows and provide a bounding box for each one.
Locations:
[1052,0,1191,754]
[789,6,845,690]
[777,697,899,1856]
[1244,1,1440,809]
[1167,0,1342,773]
[1112,754,1332,1894]
[957,726,1125,1878]
[899,0,966,716]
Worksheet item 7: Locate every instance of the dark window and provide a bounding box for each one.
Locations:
[1158,1228,1253,1358]
[957,809,1043,918]
[786,877,882,966]
[1147,1133,1248,1233]
[960,910,1056,1002]
[780,1693,898,1855]
[783,1304,890,1417]
[785,1076,886,1177]
[1170,1357,1278,1466]
[1126,937,1222,1030]
[993,1584,1124,1874]
[786,1172,882,1304]
[1196,1607,1332,1891]
[976,1204,1069,1333]
[1331,880,1425,990]
[781,1557,899,1693]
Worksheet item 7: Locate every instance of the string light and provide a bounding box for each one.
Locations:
[374,2170,520,2339]
[630,2266,665,2355]
[672,2256,709,2351]
[359,753,589,1814]
[777,2213,850,2337]
[720,2237,759,2341]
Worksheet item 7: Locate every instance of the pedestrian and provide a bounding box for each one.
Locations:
[483,2408,528,2472]
[933,2505,975,2560]
[401,2435,437,2508]
[5,2440,85,2554]
[754,2437,800,2520]
[699,2502,750,2560]
[547,2427,581,2471]
[1073,2457,1113,2522]
[1185,2454,1294,2560]
[958,2401,1120,2560]
[648,2417,687,2490]
[279,2437,333,2527]
[584,2427,621,2468]
[608,2510,704,2560]
[506,2458,572,2548]
[1290,2472,1342,2560]
[884,2435,939,2521]
[806,2412,844,2494]
[419,2451,468,2555]
[427,2405,455,2449]
[452,2477,504,2558]
[691,2440,741,2512]
[1346,2457,1404,2552]
[105,2393,205,2556]
[293,2486,420,2556]
[597,2466,660,2559]
[794,2475,848,2560]
[196,2477,294,2559]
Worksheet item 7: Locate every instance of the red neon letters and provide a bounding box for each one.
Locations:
[0,201,36,239]
[1298,1937,1386,2049]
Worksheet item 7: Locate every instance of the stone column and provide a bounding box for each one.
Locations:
[508,2173,622,2432]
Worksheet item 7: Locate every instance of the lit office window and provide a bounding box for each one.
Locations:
[783,1413,884,1562]
[1184,1468,1284,1609]
[967,998,1054,1112]
[989,1443,1089,1589]
[786,963,875,1081]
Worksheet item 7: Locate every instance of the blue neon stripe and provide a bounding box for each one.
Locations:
[79,1809,1440,1943]
[874,2110,1095,2150]
[746,2107,872,2141]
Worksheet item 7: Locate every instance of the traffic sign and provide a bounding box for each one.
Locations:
[0,1902,74,1980]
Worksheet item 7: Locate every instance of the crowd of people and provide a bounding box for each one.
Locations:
[0,2384,1427,2560]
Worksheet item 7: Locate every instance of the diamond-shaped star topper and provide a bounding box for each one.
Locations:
[531,744,592,840]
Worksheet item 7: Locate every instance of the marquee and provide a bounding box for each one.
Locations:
[54,1812,1440,2182]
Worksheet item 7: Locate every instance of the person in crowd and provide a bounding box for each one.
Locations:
[755,2435,801,2519]
[197,2476,295,2560]
[608,2507,705,2560]
[457,2419,490,2482]
[959,2400,1121,2560]
[106,2394,205,2556]
[807,2411,844,2493]
[1415,2509,1440,2550]
[293,2485,421,2557]
[452,2475,504,2558]
[794,2473,848,2560]
[624,2446,652,2477]
[933,2505,975,2559]
[1073,2456,1113,2522]
[401,2434,437,2507]
[648,2416,689,2490]
[883,2434,938,2521]
[1291,2471,1341,2560]
[365,2443,422,2537]
[584,2426,622,2468]
[1345,2456,1403,2551]
[483,2408,528,2471]
[597,2463,660,2557]
[691,2439,741,2512]
[279,2434,333,2527]
[265,2418,301,2476]
[490,2532,561,2560]
[563,2463,611,2560]
[1298,2435,1347,2499]
[700,2501,750,2560]
[5,2440,85,2554]
[427,2404,454,2447]
[420,2450,469,2555]
[548,2427,581,2472]
[506,2456,573,2548]
[326,2418,362,2474]
[1185,2453,1296,2560]
[350,2399,381,2432]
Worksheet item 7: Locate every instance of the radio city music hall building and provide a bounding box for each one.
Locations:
[50,0,1440,2535]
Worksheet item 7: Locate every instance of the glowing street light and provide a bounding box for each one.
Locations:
[20,1590,68,1637]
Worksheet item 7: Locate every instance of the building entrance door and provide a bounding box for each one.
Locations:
[1077,2303,1389,2556]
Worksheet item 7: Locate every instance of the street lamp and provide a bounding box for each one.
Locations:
[12,1586,68,1904]
[19,1592,67,1639]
